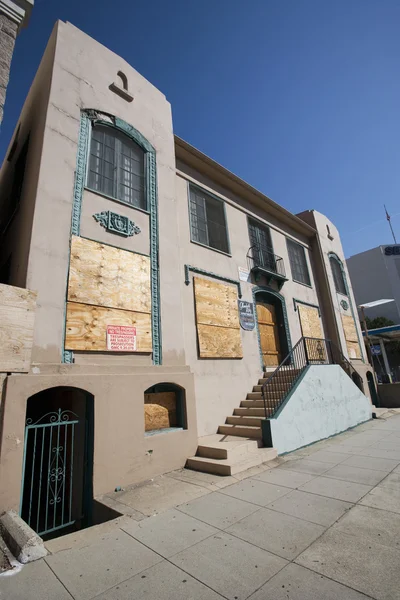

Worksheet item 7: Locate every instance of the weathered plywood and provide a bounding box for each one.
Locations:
[144,392,177,431]
[341,314,362,360]
[197,324,243,359]
[194,277,239,329]
[0,284,37,372]
[68,236,151,313]
[65,302,152,352]
[298,304,323,339]
[257,303,281,366]
[256,303,276,325]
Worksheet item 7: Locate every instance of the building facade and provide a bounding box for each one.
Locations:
[347,244,400,324]
[0,21,372,538]
[0,0,33,125]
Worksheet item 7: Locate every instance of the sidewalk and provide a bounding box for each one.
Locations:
[1,411,400,600]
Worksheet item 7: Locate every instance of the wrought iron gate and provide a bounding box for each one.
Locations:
[20,408,80,537]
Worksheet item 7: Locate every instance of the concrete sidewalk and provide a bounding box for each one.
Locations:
[1,412,400,600]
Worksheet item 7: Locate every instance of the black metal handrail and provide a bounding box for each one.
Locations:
[247,245,286,278]
[261,337,364,419]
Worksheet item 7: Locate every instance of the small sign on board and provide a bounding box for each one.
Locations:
[106,325,137,351]
[238,267,250,282]
[238,300,255,331]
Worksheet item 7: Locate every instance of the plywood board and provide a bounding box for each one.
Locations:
[65,302,152,352]
[0,283,37,372]
[144,392,177,431]
[68,236,151,313]
[341,314,358,342]
[347,341,362,359]
[298,304,323,339]
[256,303,276,325]
[194,277,239,329]
[197,324,243,358]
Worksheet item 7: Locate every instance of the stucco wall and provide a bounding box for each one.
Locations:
[175,166,325,436]
[0,367,197,514]
[269,365,372,454]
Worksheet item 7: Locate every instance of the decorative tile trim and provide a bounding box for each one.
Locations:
[252,286,292,370]
[328,252,365,363]
[93,211,141,237]
[293,298,321,317]
[184,265,242,298]
[63,110,161,365]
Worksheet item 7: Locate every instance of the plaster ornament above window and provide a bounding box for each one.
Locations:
[93,211,141,237]
[109,70,133,102]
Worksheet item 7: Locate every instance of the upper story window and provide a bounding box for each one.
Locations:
[330,256,347,295]
[287,239,311,286]
[189,185,229,253]
[248,218,275,271]
[88,124,145,210]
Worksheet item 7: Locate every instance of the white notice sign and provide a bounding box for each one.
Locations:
[238,267,250,282]
[106,325,137,351]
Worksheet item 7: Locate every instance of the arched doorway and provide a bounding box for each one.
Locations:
[253,288,291,368]
[20,387,94,539]
[367,371,379,407]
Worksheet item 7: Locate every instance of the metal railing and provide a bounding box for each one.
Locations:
[261,337,364,419]
[247,245,286,278]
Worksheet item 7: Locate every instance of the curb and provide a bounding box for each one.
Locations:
[0,511,47,564]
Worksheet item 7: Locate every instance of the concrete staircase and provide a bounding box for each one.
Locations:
[187,367,301,476]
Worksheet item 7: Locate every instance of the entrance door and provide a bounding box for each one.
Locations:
[20,387,93,539]
[256,302,282,367]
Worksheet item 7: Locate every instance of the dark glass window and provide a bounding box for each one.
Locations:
[189,186,229,253]
[248,219,276,271]
[287,239,311,286]
[88,124,145,209]
[330,256,347,295]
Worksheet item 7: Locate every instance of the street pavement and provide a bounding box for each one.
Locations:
[1,412,400,600]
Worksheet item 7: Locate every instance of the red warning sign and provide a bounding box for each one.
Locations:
[106,325,137,351]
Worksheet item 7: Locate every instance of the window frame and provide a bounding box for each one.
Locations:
[329,255,348,296]
[286,238,312,287]
[188,183,231,256]
[86,122,148,212]
[247,217,276,271]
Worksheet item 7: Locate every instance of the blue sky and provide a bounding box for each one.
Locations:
[1,0,399,257]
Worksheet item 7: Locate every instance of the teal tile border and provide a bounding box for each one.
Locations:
[63,110,161,365]
[184,265,242,298]
[252,286,292,370]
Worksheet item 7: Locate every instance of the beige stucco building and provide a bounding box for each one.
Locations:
[0,21,372,539]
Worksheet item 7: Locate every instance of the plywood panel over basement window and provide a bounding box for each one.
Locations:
[341,314,361,359]
[193,277,242,358]
[65,302,152,352]
[68,236,151,313]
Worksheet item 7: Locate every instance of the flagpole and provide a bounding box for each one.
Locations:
[384,205,397,244]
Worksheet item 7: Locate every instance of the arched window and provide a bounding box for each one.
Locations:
[88,124,145,209]
[330,255,347,295]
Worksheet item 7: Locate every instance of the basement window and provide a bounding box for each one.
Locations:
[144,383,187,435]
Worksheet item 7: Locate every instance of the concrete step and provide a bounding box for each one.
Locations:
[240,399,280,409]
[196,435,261,460]
[262,369,301,378]
[247,391,288,400]
[258,379,293,388]
[234,407,270,417]
[186,447,277,476]
[226,415,263,427]
[218,424,262,439]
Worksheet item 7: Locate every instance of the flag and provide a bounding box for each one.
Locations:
[385,205,391,221]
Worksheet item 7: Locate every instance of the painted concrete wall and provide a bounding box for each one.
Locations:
[175,165,326,436]
[0,366,198,514]
[270,365,372,454]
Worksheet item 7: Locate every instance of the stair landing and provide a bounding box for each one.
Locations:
[186,434,277,476]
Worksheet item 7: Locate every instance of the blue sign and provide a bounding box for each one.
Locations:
[371,344,381,356]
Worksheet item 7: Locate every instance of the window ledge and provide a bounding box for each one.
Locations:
[190,239,232,257]
[292,278,313,289]
[145,427,184,437]
[84,187,150,215]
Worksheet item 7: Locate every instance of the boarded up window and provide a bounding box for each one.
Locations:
[65,236,152,352]
[0,283,36,372]
[298,304,326,362]
[193,277,242,358]
[144,392,177,432]
[341,314,361,359]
